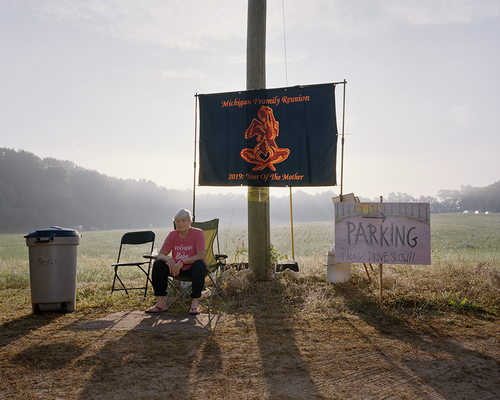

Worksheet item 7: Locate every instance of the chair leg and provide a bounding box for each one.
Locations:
[163,268,225,311]
[165,280,190,309]
[205,268,225,310]
[143,264,153,299]
[112,266,130,295]
[112,265,153,297]
[111,269,117,293]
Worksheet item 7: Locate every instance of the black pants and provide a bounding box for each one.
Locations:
[151,259,207,299]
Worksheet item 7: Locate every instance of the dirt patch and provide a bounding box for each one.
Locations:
[73,311,230,333]
[1,307,499,399]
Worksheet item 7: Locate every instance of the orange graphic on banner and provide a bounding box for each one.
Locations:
[240,106,290,171]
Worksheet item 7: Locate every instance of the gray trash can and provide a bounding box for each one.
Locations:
[25,226,81,313]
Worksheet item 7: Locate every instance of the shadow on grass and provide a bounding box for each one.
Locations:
[252,310,323,399]
[12,341,86,369]
[334,280,500,399]
[70,284,323,399]
[1,312,66,351]
[228,279,324,399]
[3,276,498,399]
[1,301,223,398]
[71,312,222,400]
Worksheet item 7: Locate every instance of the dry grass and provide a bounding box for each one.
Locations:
[220,256,500,320]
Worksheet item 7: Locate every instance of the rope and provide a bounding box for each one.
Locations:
[282,0,288,86]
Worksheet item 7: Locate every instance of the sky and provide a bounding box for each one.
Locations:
[1,0,499,201]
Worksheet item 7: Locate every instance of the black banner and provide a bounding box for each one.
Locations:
[198,83,338,187]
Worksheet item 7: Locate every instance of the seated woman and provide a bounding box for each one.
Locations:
[146,208,206,315]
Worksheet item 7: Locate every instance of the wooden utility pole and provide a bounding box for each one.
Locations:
[247,0,269,278]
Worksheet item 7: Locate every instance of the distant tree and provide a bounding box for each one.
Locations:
[459,181,500,213]
[0,148,183,232]
[387,192,417,202]
[436,189,462,213]
[483,181,500,212]
[0,182,17,231]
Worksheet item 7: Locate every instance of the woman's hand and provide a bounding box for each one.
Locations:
[165,256,175,268]
[170,260,183,277]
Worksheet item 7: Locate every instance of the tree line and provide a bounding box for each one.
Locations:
[0,148,498,233]
[384,183,500,214]
[0,148,189,233]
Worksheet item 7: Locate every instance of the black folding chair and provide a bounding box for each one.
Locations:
[111,230,155,298]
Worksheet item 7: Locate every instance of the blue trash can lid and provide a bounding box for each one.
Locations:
[24,226,80,239]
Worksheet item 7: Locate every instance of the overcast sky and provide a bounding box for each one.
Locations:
[1,0,499,201]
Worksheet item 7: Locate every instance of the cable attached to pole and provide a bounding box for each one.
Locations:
[282,0,288,86]
[193,94,198,221]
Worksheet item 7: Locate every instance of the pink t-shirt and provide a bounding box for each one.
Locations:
[160,227,206,270]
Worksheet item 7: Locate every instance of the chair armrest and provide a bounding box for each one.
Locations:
[111,261,149,267]
[143,254,157,260]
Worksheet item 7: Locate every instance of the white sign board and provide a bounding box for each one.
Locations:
[334,202,431,265]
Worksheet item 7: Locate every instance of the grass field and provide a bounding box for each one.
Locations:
[1,213,499,399]
[1,213,499,310]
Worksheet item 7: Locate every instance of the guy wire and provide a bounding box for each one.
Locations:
[282,0,288,86]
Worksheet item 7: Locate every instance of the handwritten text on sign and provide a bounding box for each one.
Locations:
[334,203,431,265]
